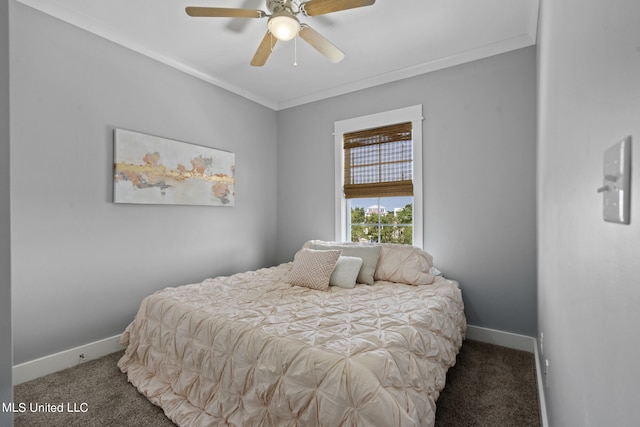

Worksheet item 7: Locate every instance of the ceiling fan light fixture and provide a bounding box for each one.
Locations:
[268,14,300,41]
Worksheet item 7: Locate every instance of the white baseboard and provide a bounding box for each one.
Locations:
[13,334,124,385]
[465,325,535,352]
[534,340,550,427]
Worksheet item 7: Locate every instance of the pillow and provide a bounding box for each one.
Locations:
[287,248,342,291]
[304,240,381,285]
[329,256,363,289]
[374,243,435,285]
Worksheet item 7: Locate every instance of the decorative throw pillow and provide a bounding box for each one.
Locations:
[329,256,363,289]
[305,241,381,285]
[374,243,435,285]
[287,248,342,291]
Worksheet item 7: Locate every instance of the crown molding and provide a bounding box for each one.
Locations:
[16,0,538,112]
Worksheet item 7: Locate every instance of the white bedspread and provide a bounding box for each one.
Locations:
[118,263,466,426]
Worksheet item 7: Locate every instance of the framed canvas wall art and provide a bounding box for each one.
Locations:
[113,129,235,206]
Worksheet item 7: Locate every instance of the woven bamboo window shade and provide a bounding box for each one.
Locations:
[343,122,413,199]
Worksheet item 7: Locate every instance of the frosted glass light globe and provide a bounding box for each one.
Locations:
[268,15,300,41]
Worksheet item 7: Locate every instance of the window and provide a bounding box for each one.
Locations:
[334,105,423,247]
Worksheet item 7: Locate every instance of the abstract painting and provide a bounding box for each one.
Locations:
[113,129,235,206]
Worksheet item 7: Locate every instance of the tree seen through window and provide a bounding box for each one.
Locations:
[350,199,412,244]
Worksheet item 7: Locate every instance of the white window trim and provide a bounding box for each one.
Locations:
[334,105,424,248]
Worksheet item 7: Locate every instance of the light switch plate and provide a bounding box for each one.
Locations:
[602,136,631,224]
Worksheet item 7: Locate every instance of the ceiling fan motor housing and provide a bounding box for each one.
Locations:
[267,0,297,16]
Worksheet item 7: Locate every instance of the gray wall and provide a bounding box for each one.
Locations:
[9,1,537,369]
[1,0,12,424]
[537,0,640,425]
[10,3,278,364]
[276,47,537,336]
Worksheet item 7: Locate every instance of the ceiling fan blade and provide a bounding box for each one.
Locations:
[299,24,345,63]
[227,0,264,32]
[251,31,277,66]
[185,7,265,19]
[301,0,375,16]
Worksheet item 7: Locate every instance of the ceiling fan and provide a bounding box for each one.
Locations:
[185,0,375,66]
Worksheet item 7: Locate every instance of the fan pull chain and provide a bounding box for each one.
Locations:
[294,35,298,67]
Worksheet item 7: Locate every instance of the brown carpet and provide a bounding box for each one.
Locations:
[434,340,541,426]
[13,339,540,426]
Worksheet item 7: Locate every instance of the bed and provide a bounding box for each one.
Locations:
[118,241,466,426]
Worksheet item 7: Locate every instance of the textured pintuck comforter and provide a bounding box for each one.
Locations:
[118,263,466,427]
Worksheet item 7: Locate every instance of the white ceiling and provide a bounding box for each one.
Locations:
[16,0,539,110]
